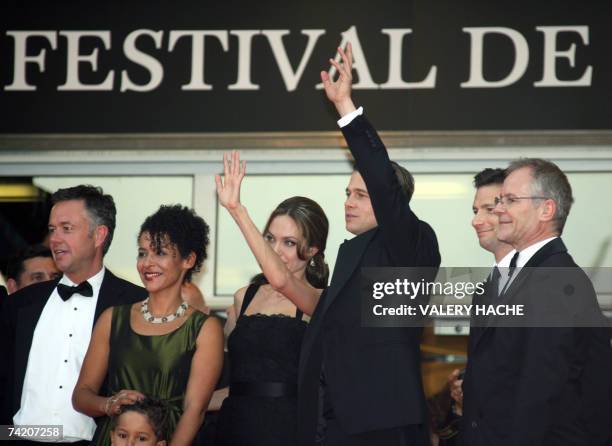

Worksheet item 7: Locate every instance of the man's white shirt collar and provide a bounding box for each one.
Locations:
[495,250,516,269]
[60,265,105,291]
[513,237,558,267]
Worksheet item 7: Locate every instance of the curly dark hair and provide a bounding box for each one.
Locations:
[111,397,170,442]
[139,205,210,282]
[52,185,116,255]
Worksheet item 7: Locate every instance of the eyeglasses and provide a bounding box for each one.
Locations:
[494,195,550,207]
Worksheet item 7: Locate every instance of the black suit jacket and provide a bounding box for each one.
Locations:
[463,238,612,446]
[297,115,441,443]
[0,269,147,423]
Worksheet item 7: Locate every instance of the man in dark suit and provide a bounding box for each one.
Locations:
[0,185,146,446]
[462,159,612,446]
[297,44,441,446]
[443,168,515,445]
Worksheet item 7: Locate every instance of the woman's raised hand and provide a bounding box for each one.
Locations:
[215,150,246,210]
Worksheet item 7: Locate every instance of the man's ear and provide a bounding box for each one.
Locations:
[539,198,557,223]
[94,225,109,250]
[7,278,18,294]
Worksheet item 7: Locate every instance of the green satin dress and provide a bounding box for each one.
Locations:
[93,303,208,446]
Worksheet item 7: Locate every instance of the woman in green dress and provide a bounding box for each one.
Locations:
[73,205,224,446]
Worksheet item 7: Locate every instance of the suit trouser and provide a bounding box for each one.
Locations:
[322,419,428,446]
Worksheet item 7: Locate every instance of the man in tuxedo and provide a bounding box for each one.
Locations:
[5,245,61,294]
[297,44,441,446]
[0,185,146,445]
[443,168,515,443]
[462,159,612,446]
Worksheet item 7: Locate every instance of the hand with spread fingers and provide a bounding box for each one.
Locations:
[215,150,246,211]
[320,43,357,116]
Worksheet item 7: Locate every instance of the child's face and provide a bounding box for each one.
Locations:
[111,411,166,446]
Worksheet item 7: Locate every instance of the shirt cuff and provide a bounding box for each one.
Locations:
[337,107,364,128]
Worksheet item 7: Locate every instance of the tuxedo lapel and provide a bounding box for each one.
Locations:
[319,229,375,317]
[299,229,375,384]
[94,269,117,323]
[498,238,568,305]
[298,288,327,378]
[523,238,568,268]
[470,271,497,348]
[475,238,568,342]
[94,269,140,324]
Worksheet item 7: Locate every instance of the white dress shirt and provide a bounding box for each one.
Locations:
[14,267,106,442]
[499,237,557,294]
[496,249,517,296]
[337,106,364,128]
[514,237,558,268]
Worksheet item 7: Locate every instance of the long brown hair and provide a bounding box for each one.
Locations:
[251,196,329,289]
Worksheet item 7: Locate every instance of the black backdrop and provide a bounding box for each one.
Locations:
[1,0,611,133]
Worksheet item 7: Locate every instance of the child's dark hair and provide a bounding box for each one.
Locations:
[111,397,169,441]
[139,205,210,282]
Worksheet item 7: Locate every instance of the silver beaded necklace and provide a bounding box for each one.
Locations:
[140,297,188,324]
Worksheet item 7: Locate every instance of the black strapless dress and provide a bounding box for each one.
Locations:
[216,283,307,446]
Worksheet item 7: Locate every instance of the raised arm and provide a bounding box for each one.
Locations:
[322,44,440,267]
[170,316,224,446]
[215,151,321,315]
[320,43,357,117]
[72,308,144,417]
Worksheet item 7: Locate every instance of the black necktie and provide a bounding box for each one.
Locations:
[500,251,520,295]
[507,251,520,280]
[57,281,93,301]
[490,266,501,297]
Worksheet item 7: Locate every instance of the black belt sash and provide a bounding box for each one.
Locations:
[230,381,297,398]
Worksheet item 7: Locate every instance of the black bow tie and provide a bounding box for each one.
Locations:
[57,281,93,301]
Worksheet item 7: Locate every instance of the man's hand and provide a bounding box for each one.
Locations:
[448,369,464,415]
[215,150,246,211]
[321,43,357,117]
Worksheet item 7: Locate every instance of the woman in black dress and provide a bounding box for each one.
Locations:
[213,151,329,446]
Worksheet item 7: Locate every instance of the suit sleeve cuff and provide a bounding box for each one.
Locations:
[337,107,364,128]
